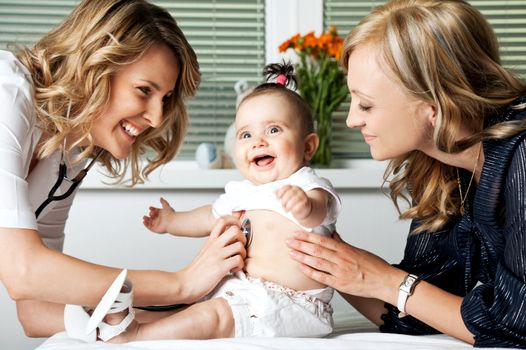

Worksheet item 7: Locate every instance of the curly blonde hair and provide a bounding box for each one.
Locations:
[16,0,200,185]
[340,0,526,233]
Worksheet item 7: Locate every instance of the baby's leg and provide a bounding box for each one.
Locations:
[110,297,234,342]
[134,307,188,324]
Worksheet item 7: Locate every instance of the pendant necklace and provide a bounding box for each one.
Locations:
[456,145,482,215]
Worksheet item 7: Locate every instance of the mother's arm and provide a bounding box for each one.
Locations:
[286,232,474,344]
[1,216,245,337]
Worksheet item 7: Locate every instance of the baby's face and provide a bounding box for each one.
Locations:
[234,94,309,185]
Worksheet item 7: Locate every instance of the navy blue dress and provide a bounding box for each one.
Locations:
[380,97,526,348]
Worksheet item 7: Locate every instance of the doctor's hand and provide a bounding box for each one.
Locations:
[143,197,175,234]
[179,215,246,302]
[286,231,401,303]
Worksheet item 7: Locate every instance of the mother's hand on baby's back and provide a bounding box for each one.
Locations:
[286,231,394,299]
[286,231,351,291]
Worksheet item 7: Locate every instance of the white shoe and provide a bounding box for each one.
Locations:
[64,269,135,342]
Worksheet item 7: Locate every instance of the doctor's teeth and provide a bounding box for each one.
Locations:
[121,122,139,136]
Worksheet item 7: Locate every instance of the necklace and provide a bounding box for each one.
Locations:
[456,145,482,215]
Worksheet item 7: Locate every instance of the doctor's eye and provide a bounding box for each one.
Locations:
[138,86,152,95]
[162,95,171,104]
[162,91,174,104]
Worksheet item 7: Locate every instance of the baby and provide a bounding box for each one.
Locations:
[117,62,340,341]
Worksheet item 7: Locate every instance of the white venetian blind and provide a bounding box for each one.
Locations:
[0,0,266,159]
[324,0,526,159]
[158,0,265,158]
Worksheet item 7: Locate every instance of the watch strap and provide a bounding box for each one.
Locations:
[397,273,420,318]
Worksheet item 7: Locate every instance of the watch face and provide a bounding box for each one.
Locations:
[400,274,419,293]
[405,276,416,286]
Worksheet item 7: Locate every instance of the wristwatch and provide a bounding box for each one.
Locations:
[397,273,420,318]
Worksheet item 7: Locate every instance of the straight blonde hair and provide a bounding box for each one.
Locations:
[17,0,200,185]
[340,0,526,233]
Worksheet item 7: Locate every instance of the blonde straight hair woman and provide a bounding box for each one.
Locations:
[286,0,526,347]
[0,0,245,340]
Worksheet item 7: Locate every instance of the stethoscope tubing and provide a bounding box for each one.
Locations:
[140,219,253,312]
[35,149,103,219]
[35,150,253,312]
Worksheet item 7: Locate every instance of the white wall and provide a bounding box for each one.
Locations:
[266,0,323,63]
[0,162,410,350]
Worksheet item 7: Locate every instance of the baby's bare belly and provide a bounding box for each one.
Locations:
[242,210,326,291]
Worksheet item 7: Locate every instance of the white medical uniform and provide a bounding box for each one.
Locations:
[0,50,86,251]
[208,166,341,337]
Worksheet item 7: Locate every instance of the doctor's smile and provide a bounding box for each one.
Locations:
[0,0,245,344]
[89,43,178,160]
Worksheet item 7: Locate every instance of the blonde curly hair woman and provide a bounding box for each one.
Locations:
[0,0,245,341]
[287,0,526,347]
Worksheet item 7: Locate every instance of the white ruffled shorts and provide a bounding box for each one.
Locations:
[206,271,334,337]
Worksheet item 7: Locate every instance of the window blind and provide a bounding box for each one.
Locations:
[324,0,526,159]
[0,0,266,159]
[157,0,265,158]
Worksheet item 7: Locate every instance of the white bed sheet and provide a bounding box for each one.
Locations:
[34,313,502,350]
[38,332,477,350]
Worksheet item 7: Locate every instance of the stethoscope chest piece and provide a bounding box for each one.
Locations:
[241,218,252,248]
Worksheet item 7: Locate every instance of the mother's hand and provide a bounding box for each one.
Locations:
[286,231,401,302]
[180,215,246,302]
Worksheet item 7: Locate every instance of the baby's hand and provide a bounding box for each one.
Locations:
[143,197,175,234]
[275,185,312,220]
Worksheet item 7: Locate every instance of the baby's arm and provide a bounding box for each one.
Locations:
[143,197,216,237]
[275,185,328,228]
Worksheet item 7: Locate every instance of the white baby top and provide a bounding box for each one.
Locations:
[0,50,87,251]
[212,166,341,235]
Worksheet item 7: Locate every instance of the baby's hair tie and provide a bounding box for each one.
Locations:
[276,74,287,86]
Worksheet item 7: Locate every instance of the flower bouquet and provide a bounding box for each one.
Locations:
[279,27,348,166]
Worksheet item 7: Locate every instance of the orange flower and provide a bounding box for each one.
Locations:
[303,31,317,48]
[278,28,344,59]
[277,27,348,166]
[278,33,301,52]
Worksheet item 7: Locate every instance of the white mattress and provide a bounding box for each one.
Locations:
[34,312,497,350]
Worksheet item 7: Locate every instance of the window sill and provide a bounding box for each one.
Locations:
[80,159,387,190]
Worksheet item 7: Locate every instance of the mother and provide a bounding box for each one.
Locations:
[0,0,245,339]
[287,0,526,347]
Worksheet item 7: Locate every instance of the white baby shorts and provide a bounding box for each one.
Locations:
[206,271,333,337]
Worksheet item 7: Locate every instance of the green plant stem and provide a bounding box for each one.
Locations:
[296,52,348,166]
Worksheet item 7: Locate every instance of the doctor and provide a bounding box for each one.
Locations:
[0,0,245,339]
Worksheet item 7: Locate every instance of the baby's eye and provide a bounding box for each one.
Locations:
[240,131,251,139]
[268,126,281,135]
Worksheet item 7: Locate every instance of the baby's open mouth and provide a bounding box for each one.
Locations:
[254,155,275,166]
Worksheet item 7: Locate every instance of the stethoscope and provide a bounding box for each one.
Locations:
[138,218,253,312]
[34,137,255,311]
[241,218,253,247]
[34,149,103,219]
